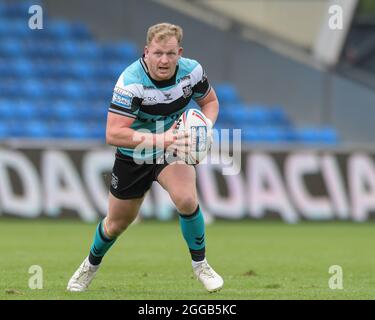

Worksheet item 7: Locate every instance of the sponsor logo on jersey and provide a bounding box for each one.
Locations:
[177,75,191,83]
[142,95,158,105]
[111,173,119,189]
[163,92,173,101]
[112,86,136,108]
[112,92,132,108]
[114,86,135,98]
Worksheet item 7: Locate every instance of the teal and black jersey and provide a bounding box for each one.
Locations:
[109,56,211,161]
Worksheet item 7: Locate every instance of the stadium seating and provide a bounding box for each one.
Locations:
[0,1,339,145]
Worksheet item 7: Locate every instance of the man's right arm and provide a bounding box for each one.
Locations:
[105,112,187,150]
[106,73,189,151]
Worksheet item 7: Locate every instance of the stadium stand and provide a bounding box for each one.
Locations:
[341,1,375,81]
[0,1,338,144]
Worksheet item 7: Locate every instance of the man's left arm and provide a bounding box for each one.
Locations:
[195,87,219,129]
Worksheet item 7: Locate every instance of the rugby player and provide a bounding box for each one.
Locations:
[67,22,223,293]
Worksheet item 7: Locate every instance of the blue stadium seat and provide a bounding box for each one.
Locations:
[0,19,32,37]
[57,40,80,57]
[53,102,77,121]
[101,42,139,60]
[22,40,55,57]
[45,20,72,38]
[245,106,272,126]
[32,60,67,77]
[242,128,263,143]
[218,104,271,127]
[0,100,15,120]
[40,20,92,40]
[216,107,233,124]
[89,123,106,139]
[11,59,35,77]
[69,61,95,78]
[243,126,294,143]
[321,128,339,144]
[220,104,293,128]
[0,122,10,138]
[34,101,54,119]
[55,41,101,59]
[64,122,91,139]
[6,120,24,137]
[79,41,101,59]
[267,106,291,126]
[23,121,50,138]
[295,127,338,144]
[70,22,92,40]
[0,39,23,57]
[46,81,83,100]
[91,104,108,120]
[47,121,66,138]
[0,21,8,37]
[92,61,128,80]
[0,61,14,76]
[0,81,19,98]
[223,106,248,124]
[2,2,38,18]
[215,84,241,105]
[13,100,39,120]
[24,80,45,98]
[84,81,112,99]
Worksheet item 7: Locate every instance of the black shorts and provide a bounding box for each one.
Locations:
[110,150,175,200]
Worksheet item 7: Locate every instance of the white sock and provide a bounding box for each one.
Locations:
[192,258,207,269]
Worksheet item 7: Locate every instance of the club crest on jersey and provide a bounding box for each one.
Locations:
[182,84,192,98]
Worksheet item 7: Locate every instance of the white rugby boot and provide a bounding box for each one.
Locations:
[193,259,224,292]
[67,257,99,292]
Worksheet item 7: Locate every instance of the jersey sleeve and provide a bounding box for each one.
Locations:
[109,72,143,119]
[191,63,211,101]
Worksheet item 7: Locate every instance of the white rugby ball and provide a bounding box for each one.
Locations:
[176,108,211,164]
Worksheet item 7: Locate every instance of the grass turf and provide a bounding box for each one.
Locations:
[1,218,375,300]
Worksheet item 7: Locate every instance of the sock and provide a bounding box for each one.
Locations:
[88,220,116,266]
[179,205,206,262]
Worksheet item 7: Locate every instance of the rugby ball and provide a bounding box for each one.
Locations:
[175,108,211,164]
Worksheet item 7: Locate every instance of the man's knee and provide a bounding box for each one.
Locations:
[174,194,198,215]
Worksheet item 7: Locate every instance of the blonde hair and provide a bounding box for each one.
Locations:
[146,22,183,45]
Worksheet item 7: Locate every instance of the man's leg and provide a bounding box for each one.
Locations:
[157,162,223,292]
[67,194,144,292]
[89,193,144,265]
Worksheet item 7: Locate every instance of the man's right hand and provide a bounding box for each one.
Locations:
[156,122,191,159]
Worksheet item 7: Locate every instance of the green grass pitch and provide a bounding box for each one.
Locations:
[1,218,375,300]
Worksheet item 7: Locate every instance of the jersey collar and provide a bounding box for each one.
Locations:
[140,56,179,88]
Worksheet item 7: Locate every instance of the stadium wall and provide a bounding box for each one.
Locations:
[1,142,375,223]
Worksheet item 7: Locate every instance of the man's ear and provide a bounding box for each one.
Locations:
[144,46,149,58]
[178,47,183,57]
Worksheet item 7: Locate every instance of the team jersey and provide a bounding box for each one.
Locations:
[109,56,211,161]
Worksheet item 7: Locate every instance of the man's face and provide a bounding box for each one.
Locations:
[144,36,183,81]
